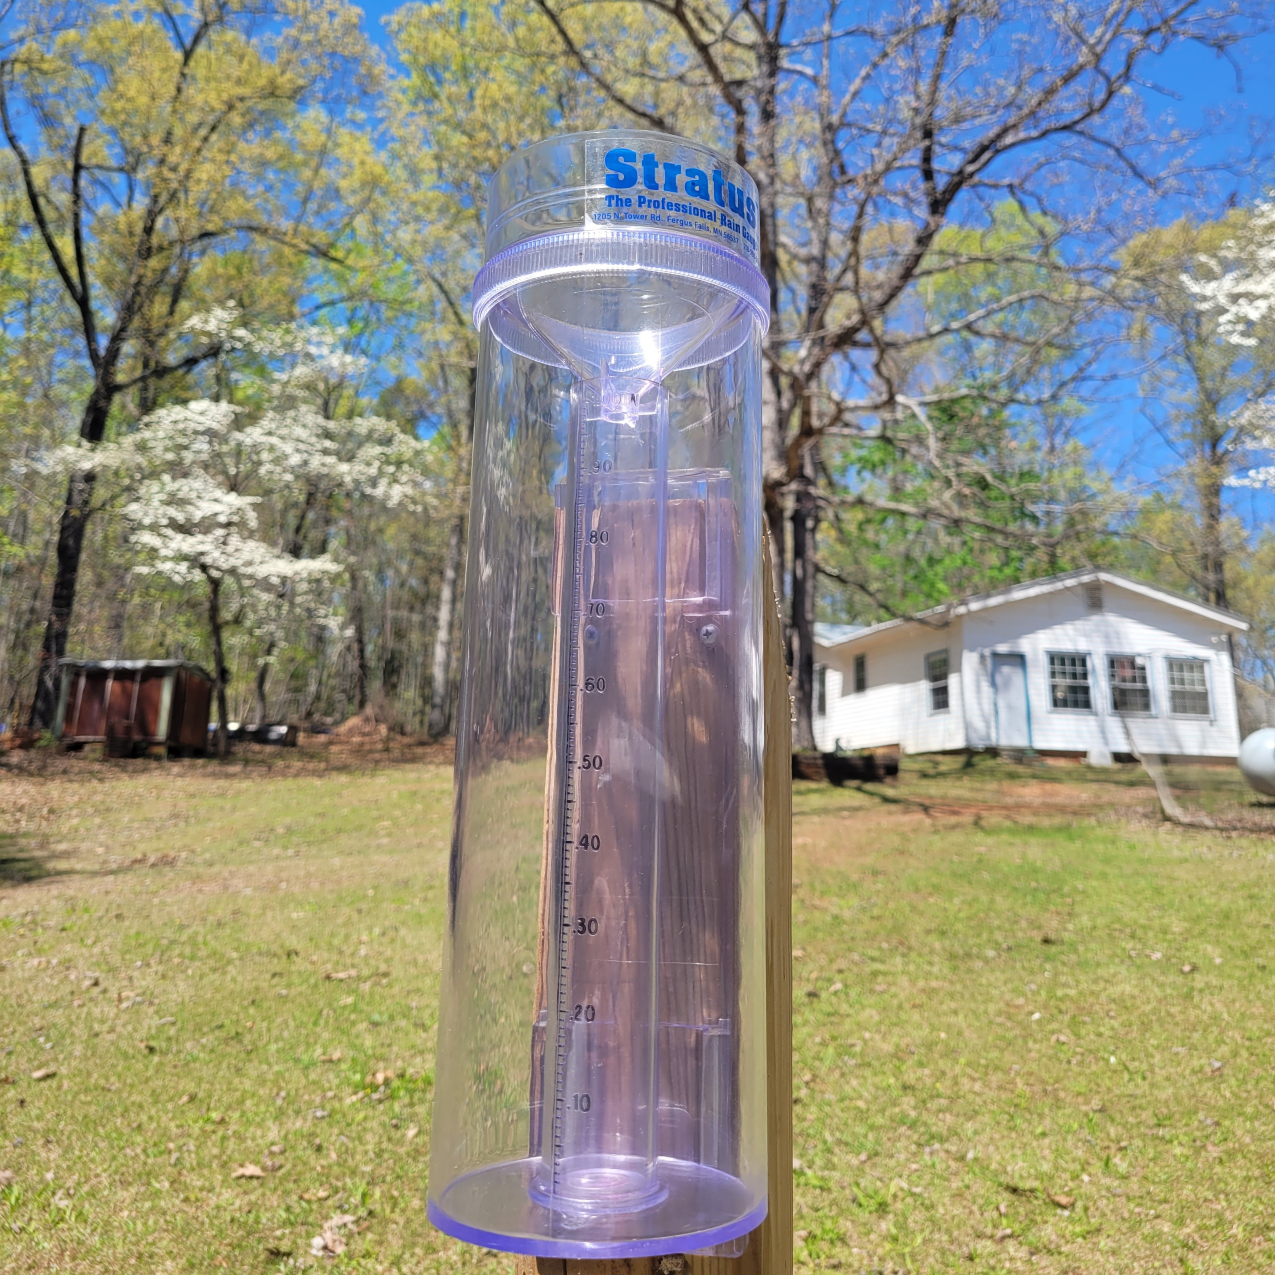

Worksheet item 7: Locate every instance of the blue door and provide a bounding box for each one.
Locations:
[993,653,1031,748]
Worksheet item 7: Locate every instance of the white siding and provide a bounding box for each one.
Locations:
[959,582,1239,757]
[814,623,966,754]
[813,578,1241,758]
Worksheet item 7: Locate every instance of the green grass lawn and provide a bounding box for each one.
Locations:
[1,746,1273,1274]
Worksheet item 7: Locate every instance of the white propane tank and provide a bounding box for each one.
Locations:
[1238,727,1275,797]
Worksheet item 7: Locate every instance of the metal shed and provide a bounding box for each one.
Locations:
[54,659,214,756]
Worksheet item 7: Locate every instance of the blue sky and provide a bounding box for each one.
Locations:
[352,2,1275,531]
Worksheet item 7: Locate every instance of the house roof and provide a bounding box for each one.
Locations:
[58,658,215,680]
[814,622,865,646]
[815,568,1249,651]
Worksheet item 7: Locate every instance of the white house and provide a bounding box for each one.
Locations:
[813,569,1248,762]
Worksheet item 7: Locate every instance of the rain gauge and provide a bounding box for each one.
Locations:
[428,131,770,1258]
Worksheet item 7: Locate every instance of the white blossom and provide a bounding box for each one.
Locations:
[1184,197,1275,348]
[70,320,438,681]
[1224,397,1275,491]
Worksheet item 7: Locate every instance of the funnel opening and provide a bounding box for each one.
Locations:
[473,227,769,376]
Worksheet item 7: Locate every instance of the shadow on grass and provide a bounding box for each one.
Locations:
[0,833,67,885]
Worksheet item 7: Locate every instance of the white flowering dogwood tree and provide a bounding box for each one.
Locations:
[1187,200,1275,499]
[1187,199,1275,349]
[61,323,431,755]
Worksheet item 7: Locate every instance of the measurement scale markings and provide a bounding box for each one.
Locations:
[549,403,591,1201]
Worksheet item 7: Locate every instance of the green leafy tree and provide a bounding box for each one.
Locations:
[385,0,675,733]
[1121,213,1275,610]
[0,0,383,727]
[441,0,1252,745]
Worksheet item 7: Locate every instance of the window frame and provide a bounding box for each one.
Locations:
[1164,656,1213,720]
[853,652,866,695]
[925,648,950,715]
[1107,652,1155,717]
[1046,650,1095,714]
[815,664,828,717]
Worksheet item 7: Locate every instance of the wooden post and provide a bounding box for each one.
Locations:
[516,532,793,1275]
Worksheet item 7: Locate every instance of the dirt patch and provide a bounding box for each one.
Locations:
[0,733,455,783]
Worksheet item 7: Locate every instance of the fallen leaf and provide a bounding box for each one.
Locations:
[1209,1059,1224,1073]
[318,1051,341,1064]
[405,1126,419,1142]
[995,1228,1013,1242]
[311,1233,342,1258]
[300,1188,331,1202]
[0,1170,14,1188]
[828,981,844,993]
[0,1077,13,1086]
[312,1109,328,1120]
[1051,1034,1068,1044]
[367,1070,394,1087]
[156,1017,176,1026]
[232,1164,266,1179]
[30,1068,57,1081]
[262,1160,284,1173]
[140,1041,156,1054]
[1181,964,1195,974]
[324,970,358,982]
[177,1093,193,1105]
[1149,952,1163,961]
[269,1144,285,1155]
[311,1211,359,1257]
[265,1245,294,1258]
[1051,1193,1075,1209]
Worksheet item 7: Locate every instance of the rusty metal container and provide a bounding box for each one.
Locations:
[54,659,214,757]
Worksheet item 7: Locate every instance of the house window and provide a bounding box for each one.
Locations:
[1166,659,1210,716]
[1049,652,1092,711]
[816,665,827,716]
[854,653,866,694]
[925,650,950,713]
[1109,655,1151,714]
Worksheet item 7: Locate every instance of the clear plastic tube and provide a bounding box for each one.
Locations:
[428,130,768,1258]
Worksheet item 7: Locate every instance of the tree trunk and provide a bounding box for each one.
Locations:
[427,365,475,737]
[29,381,114,730]
[350,585,369,712]
[428,511,463,737]
[761,368,788,621]
[1199,446,1227,610]
[29,467,97,730]
[206,571,230,759]
[254,638,275,727]
[789,441,818,751]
